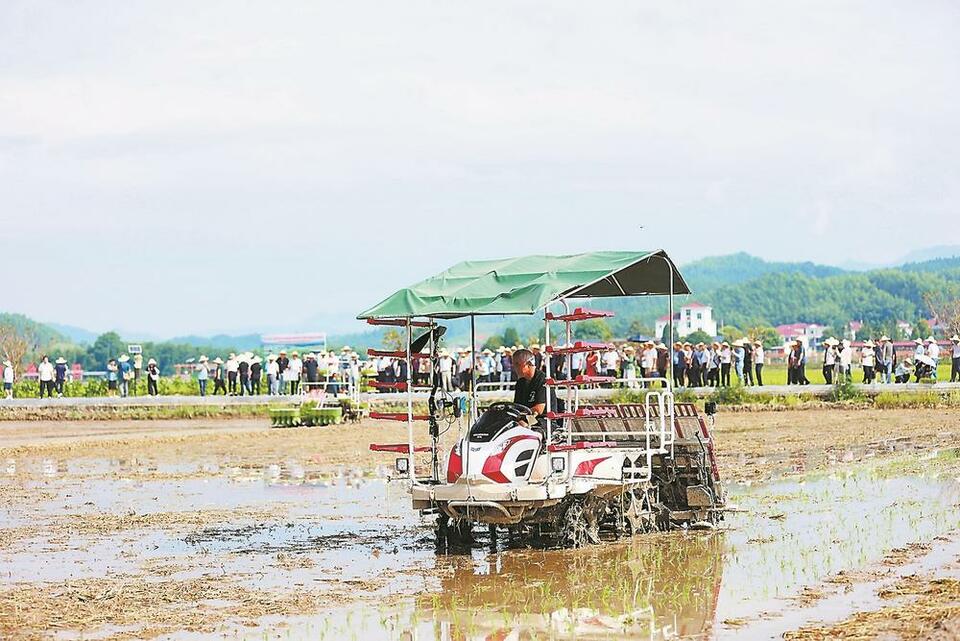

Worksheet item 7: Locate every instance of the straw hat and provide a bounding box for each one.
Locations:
[291,350,299,357]
[482,348,493,355]
[624,345,635,353]
[267,354,276,361]
[147,358,157,365]
[213,357,224,364]
[732,339,744,347]
[341,346,352,352]
[55,357,66,364]
[879,335,891,342]
[951,335,960,343]
[842,339,851,347]
[914,338,924,345]
[823,338,839,346]
[119,354,129,362]
[2,360,11,367]
[721,341,730,347]
[530,344,541,350]
[440,348,450,356]
[926,336,936,343]
[656,342,667,350]
[228,353,236,359]
[279,350,287,355]
[754,340,763,346]
[199,355,208,363]
[863,340,876,348]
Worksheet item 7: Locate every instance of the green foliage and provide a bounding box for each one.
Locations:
[830,377,864,403]
[683,330,714,345]
[481,335,504,351]
[502,327,521,347]
[708,384,748,405]
[573,319,613,341]
[86,332,126,367]
[914,319,932,339]
[382,329,403,351]
[747,326,781,348]
[719,326,744,343]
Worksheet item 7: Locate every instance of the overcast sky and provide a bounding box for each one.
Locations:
[1,1,958,338]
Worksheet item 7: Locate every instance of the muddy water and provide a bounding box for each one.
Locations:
[4,452,960,640]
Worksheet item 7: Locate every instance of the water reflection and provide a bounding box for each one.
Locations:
[413,534,724,640]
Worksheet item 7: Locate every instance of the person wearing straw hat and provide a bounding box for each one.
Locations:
[822,338,839,385]
[913,337,925,363]
[212,357,227,395]
[2,359,13,399]
[926,337,940,381]
[236,353,250,396]
[742,339,754,386]
[36,355,53,398]
[276,350,289,394]
[54,357,68,397]
[895,357,913,384]
[196,356,209,396]
[438,348,454,392]
[250,356,263,395]
[117,354,133,398]
[266,354,280,395]
[753,340,765,387]
[671,342,686,388]
[225,353,238,395]
[456,348,472,390]
[879,336,895,384]
[839,339,853,382]
[146,358,160,396]
[860,340,876,383]
[719,342,732,387]
[951,335,960,383]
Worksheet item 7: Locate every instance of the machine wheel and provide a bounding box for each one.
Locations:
[436,513,473,548]
[561,500,600,548]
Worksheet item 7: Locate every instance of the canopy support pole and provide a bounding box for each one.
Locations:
[405,318,415,481]
[544,310,551,446]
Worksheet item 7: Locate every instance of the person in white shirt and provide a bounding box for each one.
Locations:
[822,338,837,385]
[37,355,55,398]
[753,341,765,386]
[438,349,454,391]
[925,337,940,381]
[3,359,14,399]
[267,355,280,395]
[860,341,876,383]
[719,343,732,387]
[287,352,303,394]
[456,349,472,390]
[951,335,960,383]
[601,349,619,379]
[225,353,239,395]
[839,340,853,381]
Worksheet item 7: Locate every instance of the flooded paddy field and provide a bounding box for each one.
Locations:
[1,408,960,640]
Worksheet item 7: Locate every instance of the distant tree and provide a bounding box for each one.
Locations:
[0,324,32,376]
[747,326,782,349]
[501,326,521,348]
[924,291,960,338]
[86,332,126,368]
[574,319,613,342]
[719,325,744,344]
[481,335,504,351]
[382,329,404,351]
[627,319,653,337]
[683,330,714,345]
[913,319,932,340]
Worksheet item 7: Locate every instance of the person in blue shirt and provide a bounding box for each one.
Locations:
[118,354,132,397]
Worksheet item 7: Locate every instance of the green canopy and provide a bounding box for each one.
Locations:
[358,250,689,319]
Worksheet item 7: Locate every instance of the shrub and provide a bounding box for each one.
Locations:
[708,384,748,405]
[830,377,863,403]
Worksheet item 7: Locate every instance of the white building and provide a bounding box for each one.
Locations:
[655,302,718,339]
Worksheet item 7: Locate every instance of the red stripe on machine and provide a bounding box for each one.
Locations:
[574,456,611,476]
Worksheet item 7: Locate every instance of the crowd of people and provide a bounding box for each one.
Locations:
[192,348,363,397]
[2,333,958,400]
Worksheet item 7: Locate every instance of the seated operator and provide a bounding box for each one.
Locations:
[512,348,562,428]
